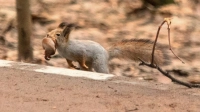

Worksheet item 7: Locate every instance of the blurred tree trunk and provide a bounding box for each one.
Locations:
[16,0,33,62]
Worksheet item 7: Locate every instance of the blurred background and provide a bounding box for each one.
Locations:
[0,0,200,84]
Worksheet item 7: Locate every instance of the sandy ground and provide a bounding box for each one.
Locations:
[0,66,200,112]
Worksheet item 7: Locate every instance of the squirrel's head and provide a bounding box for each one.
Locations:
[46,22,75,44]
[42,22,75,60]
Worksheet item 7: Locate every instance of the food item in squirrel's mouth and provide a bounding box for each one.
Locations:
[42,37,56,60]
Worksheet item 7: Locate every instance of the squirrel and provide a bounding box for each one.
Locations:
[42,22,168,74]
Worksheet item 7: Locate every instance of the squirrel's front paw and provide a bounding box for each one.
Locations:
[69,65,80,70]
[74,66,80,70]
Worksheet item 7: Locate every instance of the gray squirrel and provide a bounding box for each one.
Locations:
[42,22,168,74]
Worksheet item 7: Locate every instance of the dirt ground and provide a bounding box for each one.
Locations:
[1,0,200,111]
[0,67,200,112]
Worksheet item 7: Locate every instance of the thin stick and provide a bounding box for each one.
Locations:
[151,21,165,65]
[165,18,185,63]
[151,18,184,64]
[139,58,200,88]
[140,18,200,88]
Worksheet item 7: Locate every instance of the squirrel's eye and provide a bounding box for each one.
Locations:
[56,34,61,36]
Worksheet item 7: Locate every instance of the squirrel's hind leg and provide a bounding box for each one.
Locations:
[93,63,109,74]
[92,58,109,74]
[78,58,89,71]
[86,61,93,71]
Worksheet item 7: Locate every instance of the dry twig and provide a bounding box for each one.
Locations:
[151,18,184,65]
[140,18,200,88]
[139,59,200,88]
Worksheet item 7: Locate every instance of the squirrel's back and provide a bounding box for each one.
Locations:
[108,39,168,66]
[57,39,108,62]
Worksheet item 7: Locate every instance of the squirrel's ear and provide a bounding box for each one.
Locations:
[58,22,68,29]
[62,23,75,38]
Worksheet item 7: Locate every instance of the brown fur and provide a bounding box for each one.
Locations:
[108,39,168,66]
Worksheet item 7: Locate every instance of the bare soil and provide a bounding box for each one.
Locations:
[1,67,200,112]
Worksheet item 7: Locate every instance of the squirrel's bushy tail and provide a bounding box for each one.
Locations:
[108,39,169,66]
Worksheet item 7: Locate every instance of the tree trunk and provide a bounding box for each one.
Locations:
[16,0,33,62]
